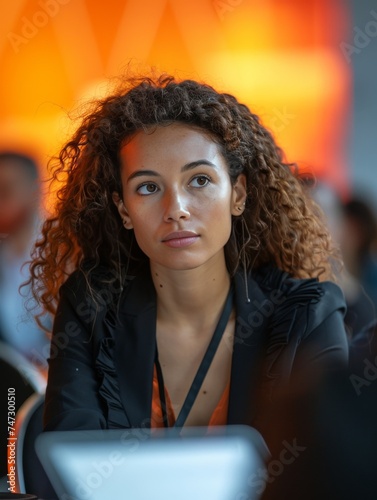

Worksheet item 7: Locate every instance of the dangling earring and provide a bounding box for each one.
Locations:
[240,216,251,303]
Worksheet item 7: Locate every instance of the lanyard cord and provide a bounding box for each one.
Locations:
[154,285,234,428]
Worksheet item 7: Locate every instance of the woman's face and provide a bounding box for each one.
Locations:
[114,123,246,272]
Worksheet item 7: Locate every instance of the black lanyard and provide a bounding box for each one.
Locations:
[154,285,234,428]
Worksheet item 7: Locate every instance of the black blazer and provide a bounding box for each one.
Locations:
[44,265,348,433]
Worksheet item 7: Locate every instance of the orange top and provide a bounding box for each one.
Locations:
[151,365,230,428]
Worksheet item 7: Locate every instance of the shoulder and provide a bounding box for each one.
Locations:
[54,265,138,349]
[56,264,138,332]
[253,264,345,305]
[59,263,133,304]
[251,265,346,333]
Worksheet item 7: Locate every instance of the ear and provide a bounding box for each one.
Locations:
[230,174,247,216]
[112,192,133,229]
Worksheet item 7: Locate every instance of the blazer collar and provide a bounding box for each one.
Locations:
[113,267,271,427]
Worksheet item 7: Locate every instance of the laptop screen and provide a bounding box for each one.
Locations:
[36,425,268,500]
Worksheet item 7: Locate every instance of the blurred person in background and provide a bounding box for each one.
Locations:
[0,151,49,370]
[339,196,377,307]
[339,196,377,366]
[306,180,376,340]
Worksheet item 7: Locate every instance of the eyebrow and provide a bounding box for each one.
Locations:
[126,160,217,183]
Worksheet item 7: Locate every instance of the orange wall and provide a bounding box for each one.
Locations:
[0,0,351,197]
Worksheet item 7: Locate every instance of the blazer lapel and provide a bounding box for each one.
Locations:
[227,271,271,425]
[113,267,157,428]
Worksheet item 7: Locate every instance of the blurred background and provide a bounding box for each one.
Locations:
[0,0,361,200]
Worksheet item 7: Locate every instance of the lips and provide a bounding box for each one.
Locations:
[162,231,199,241]
[161,231,200,248]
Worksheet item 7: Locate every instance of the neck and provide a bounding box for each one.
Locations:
[150,253,231,333]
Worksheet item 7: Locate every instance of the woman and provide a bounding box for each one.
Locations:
[30,74,348,434]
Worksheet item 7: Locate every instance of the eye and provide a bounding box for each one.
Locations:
[189,175,211,188]
[137,182,159,195]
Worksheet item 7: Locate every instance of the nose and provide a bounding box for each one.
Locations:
[163,189,191,222]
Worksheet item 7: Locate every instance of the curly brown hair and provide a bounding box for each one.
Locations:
[29,74,338,318]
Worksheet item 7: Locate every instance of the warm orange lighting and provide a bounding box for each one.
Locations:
[0,0,351,205]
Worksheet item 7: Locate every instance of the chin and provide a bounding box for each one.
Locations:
[161,261,205,272]
[155,253,224,272]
